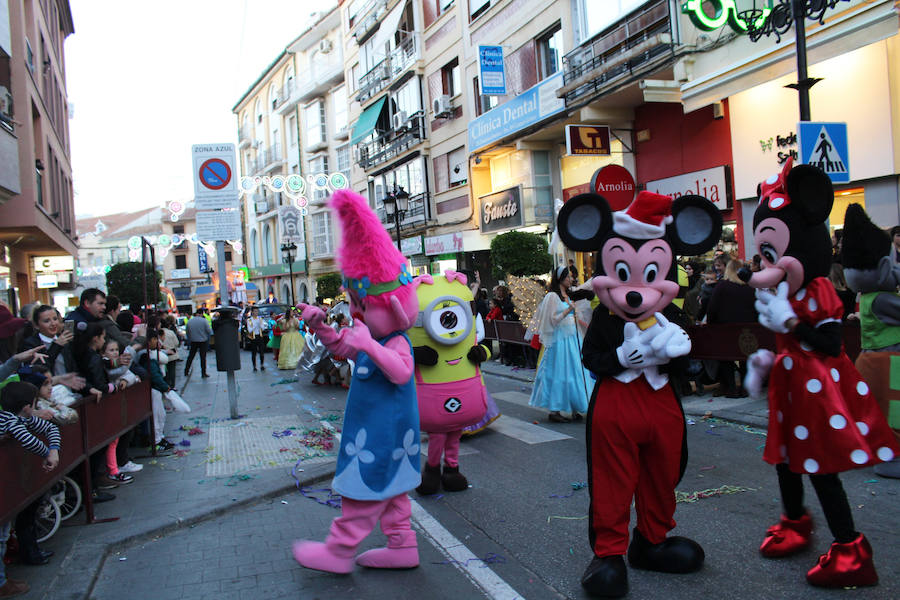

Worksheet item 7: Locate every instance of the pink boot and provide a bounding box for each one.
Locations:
[355,493,419,569]
[292,541,354,574]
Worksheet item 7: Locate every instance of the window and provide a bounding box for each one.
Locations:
[537,24,563,80]
[391,77,421,119]
[350,63,360,93]
[250,229,259,267]
[470,0,490,20]
[304,100,326,147]
[255,98,263,124]
[311,212,333,257]
[173,225,184,235]
[269,84,279,111]
[225,251,232,262]
[441,58,461,98]
[333,86,348,133]
[336,145,350,173]
[309,155,330,202]
[473,77,499,116]
[263,224,273,264]
[174,254,187,269]
[288,115,298,148]
[448,147,467,186]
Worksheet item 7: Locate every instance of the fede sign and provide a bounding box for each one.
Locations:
[590,165,636,211]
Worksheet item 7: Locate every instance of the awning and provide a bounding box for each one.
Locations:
[173,287,192,301]
[350,96,387,145]
[369,0,407,61]
[193,285,215,297]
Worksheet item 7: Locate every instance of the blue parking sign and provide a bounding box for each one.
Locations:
[798,122,849,183]
[478,46,506,96]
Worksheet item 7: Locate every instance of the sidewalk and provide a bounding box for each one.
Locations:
[480,359,770,428]
[10,351,348,600]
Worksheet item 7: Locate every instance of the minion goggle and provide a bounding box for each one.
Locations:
[414,295,473,345]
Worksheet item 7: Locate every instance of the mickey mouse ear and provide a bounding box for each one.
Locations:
[556,194,612,252]
[669,195,723,255]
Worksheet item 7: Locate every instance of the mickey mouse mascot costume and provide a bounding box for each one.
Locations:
[556,188,722,598]
[742,158,898,588]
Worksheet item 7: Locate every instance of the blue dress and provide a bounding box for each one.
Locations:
[529,294,592,414]
[331,331,421,501]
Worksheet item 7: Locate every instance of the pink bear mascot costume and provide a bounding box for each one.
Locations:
[293,190,422,573]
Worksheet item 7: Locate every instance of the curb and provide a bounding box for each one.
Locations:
[51,469,335,600]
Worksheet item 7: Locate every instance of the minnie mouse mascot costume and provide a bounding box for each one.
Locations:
[742,158,898,588]
[556,188,722,598]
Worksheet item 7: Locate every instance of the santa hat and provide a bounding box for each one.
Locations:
[612,191,674,239]
[330,190,413,300]
[841,203,890,270]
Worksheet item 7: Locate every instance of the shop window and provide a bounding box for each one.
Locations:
[536,23,563,80]
[175,254,187,270]
[441,58,461,98]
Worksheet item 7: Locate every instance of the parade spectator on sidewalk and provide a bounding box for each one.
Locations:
[64,288,105,327]
[695,268,719,322]
[707,259,757,398]
[160,316,181,387]
[183,309,212,378]
[99,295,132,350]
[529,266,594,422]
[143,330,175,452]
[246,307,267,371]
[20,305,76,378]
[1,381,61,582]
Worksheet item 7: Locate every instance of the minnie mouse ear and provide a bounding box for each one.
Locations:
[556,194,612,252]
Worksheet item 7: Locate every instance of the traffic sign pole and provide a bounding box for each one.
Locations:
[217,239,239,419]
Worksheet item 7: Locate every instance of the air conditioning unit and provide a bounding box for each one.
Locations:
[391,111,408,131]
[433,95,452,118]
[319,38,333,54]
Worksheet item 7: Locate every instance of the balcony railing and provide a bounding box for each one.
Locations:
[355,33,420,103]
[355,110,426,171]
[558,0,673,105]
[258,145,283,171]
[376,191,430,231]
[291,57,345,107]
[275,81,295,110]
[238,125,251,146]
[351,0,388,42]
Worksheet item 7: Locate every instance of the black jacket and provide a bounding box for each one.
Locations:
[78,350,110,394]
[19,333,77,375]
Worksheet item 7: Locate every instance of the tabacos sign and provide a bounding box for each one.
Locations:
[480,186,523,234]
[646,165,733,211]
[681,0,771,34]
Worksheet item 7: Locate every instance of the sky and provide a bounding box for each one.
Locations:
[66,0,337,218]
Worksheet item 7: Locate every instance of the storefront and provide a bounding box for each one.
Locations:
[728,38,900,251]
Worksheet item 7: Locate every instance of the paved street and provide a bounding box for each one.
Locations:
[8,350,899,600]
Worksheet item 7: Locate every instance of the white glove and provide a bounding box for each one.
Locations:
[617,320,667,368]
[744,349,775,398]
[755,281,797,334]
[649,312,692,359]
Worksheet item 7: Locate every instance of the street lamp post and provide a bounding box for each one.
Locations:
[280,242,297,306]
[382,184,410,252]
[140,236,156,319]
[737,0,849,122]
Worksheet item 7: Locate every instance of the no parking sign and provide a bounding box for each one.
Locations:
[192,143,239,209]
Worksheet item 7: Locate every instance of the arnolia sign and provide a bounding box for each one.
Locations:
[645,165,732,211]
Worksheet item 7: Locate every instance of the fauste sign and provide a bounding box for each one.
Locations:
[645,165,732,211]
[480,186,523,233]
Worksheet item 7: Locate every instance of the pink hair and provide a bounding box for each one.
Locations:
[330,189,414,310]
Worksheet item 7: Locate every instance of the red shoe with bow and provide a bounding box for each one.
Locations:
[806,534,878,588]
[760,513,812,558]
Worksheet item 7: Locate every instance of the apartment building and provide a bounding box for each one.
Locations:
[0,0,76,310]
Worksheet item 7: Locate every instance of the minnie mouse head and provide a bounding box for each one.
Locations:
[740,157,834,294]
[556,190,722,323]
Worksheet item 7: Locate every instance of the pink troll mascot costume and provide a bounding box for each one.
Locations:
[293,190,421,573]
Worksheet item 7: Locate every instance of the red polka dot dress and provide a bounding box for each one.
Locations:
[765,278,899,474]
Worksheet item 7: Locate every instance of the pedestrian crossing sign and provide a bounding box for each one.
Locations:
[798,121,850,183]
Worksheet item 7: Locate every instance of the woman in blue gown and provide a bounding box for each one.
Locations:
[529,266,594,422]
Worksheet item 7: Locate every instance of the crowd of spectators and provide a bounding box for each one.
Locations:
[0,288,190,597]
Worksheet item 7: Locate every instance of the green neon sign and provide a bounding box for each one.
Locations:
[681,0,772,34]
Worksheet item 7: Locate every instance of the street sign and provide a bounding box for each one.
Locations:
[196,210,242,242]
[566,125,611,156]
[478,46,506,96]
[191,143,240,209]
[798,122,850,183]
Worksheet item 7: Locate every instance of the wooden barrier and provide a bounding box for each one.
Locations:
[0,381,153,526]
[483,319,863,363]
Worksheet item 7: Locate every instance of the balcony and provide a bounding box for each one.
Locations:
[238,125,252,148]
[355,110,426,171]
[376,191,429,232]
[258,145,283,172]
[273,81,295,113]
[350,0,388,43]
[557,0,674,105]
[290,56,345,108]
[355,33,420,104]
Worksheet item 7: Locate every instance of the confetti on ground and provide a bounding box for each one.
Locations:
[299,486,342,509]
[699,415,767,437]
[178,440,191,447]
[433,552,507,567]
[699,465,716,471]
[174,449,190,458]
[271,377,299,386]
[864,479,879,483]
[225,473,254,486]
[676,485,755,503]
[272,429,294,438]
[187,427,205,436]
[550,481,588,498]
[547,515,588,523]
